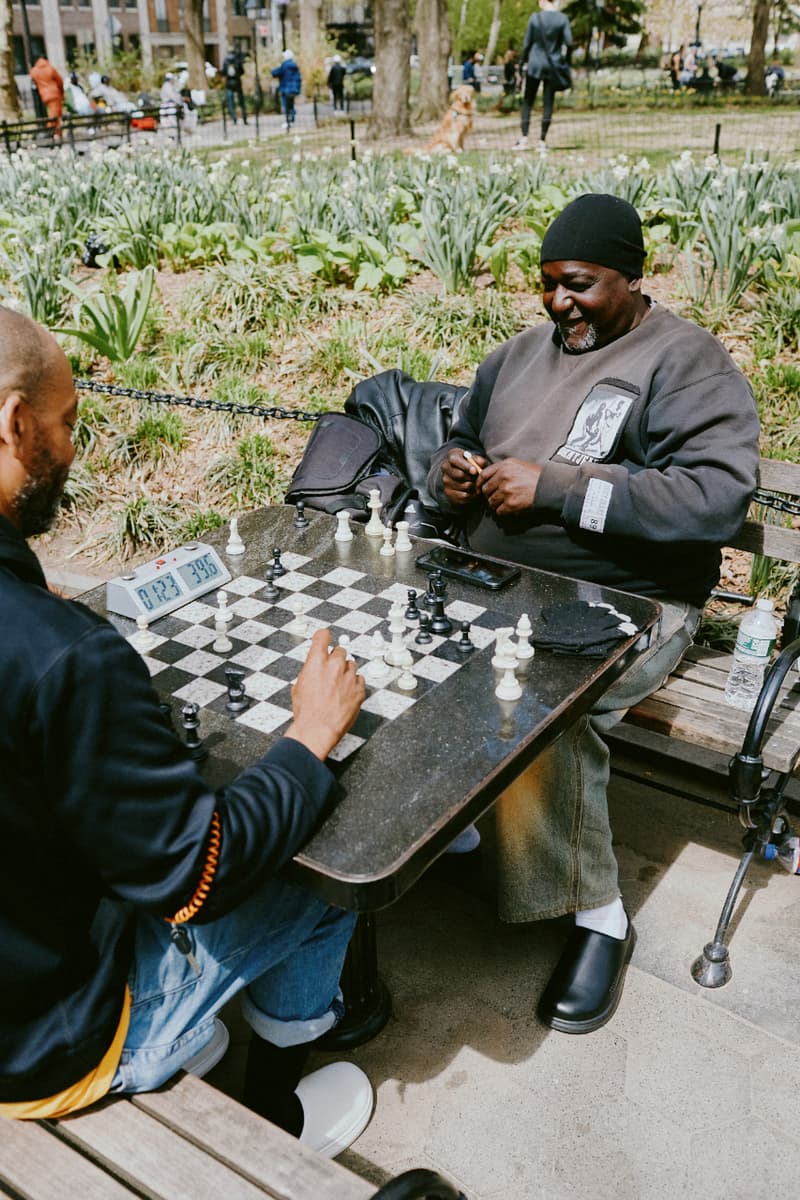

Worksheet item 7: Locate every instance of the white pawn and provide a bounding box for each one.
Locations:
[396,647,417,691]
[515,613,535,660]
[338,634,355,662]
[362,630,391,684]
[217,589,230,618]
[394,520,412,553]
[334,510,354,542]
[212,614,233,654]
[491,628,516,671]
[129,613,158,654]
[226,517,244,556]
[495,663,522,702]
[285,596,309,636]
[364,489,384,538]
[379,526,395,557]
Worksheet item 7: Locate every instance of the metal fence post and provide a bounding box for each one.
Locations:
[221,97,227,138]
[350,117,356,162]
[2,121,10,157]
[713,122,721,156]
[176,105,182,146]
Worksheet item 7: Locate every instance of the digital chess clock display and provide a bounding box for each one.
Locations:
[106,543,232,620]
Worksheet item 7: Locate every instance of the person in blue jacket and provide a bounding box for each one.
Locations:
[0,306,373,1158]
[272,48,302,128]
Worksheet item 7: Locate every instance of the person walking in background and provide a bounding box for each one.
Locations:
[680,44,697,87]
[514,0,572,151]
[159,71,184,136]
[494,48,520,112]
[30,56,64,136]
[222,47,248,125]
[462,51,479,90]
[272,49,302,130]
[327,54,346,111]
[65,71,92,116]
[670,45,684,89]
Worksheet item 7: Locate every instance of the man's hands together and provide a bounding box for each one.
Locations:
[285,629,365,761]
[442,448,541,517]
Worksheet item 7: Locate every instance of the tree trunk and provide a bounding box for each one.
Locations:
[183,0,206,91]
[414,0,450,122]
[484,0,503,69]
[0,0,20,121]
[744,0,769,95]
[298,0,323,96]
[455,0,469,64]
[368,0,411,139]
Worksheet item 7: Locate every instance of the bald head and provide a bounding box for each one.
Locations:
[0,306,69,413]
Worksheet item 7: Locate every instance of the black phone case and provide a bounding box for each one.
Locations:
[415,548,520,590]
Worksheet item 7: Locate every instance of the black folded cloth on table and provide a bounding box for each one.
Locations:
[529,601,637,658]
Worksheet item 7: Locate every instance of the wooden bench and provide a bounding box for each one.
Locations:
[618,457,800,780]
[611,457,800,986]
[0,1074,463,1200]
[0,107,175,156]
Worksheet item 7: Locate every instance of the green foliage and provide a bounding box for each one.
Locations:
[206,434,281,508]
[60,461,100,510]
[59,267,155,362]
[110,495,183,559]
[72,394,116,455]
[179,509,227,540]
[410,291,527,362]
[0,218,76,326]
[109,409,187,466]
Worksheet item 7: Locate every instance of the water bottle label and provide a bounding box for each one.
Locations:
[735,632,775,659]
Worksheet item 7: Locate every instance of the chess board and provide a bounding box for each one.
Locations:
[131,550,510,762]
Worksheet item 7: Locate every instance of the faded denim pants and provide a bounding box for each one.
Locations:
[110,873,355,1094]
[495,599,698,923]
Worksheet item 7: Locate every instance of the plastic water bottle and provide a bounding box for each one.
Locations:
[723,598,779,711]
[763,835,800,874]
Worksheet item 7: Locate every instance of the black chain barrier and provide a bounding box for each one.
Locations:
[74,381,800,519]
[75,378,321,424]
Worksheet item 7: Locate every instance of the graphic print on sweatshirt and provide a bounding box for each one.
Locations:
[552,380,638,466]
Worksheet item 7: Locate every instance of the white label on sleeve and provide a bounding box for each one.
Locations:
[579,478,613,533]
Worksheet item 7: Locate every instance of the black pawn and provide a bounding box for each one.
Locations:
[415,612,433,644]
[181,701,207,761]
[456,621,474,654]
[271,547,287,577]
[405,589,421,623]
[294,501,310,530]
[224,664,250,714]
[263,565,280,603]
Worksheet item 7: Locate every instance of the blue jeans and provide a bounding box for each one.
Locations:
[110,873,355,1094]
[495,599,699,922]
[225,84,246,123]
[281,93,296,124]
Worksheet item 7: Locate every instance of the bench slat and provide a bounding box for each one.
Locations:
[54,1097,270,1200]
[0,1119,137,1199]
[133,1074,374,1200]
[756,458,800,495]
[730,519,800,562]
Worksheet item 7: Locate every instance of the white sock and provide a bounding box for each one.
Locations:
[445,823,481,854]
[575,897,628,940]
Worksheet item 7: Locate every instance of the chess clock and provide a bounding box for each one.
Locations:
[105,543,232,620]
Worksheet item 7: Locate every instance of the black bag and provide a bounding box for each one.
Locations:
[284,412,413,525]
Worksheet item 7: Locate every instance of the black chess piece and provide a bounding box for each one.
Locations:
[271,547,287,577]
[415,611,433,644]
[181,701,207,761]
[224,664,250,713]
[429,582,453,636]
[421,570,441,610]
[263,565,280,603]
[456,620,474,654]
[405,589,421,623]
[294,501,310,530]
[158,701,176,734]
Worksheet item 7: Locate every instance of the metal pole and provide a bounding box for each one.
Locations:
[349,116,356,161]
[713,121,720,156]
[694,3,703,46]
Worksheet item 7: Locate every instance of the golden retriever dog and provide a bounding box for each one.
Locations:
[425,84,475,153]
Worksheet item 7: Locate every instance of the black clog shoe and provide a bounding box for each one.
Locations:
[537,919,637,1035]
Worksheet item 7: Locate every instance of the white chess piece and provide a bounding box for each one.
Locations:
[212,614,233,654]
[226,517,244,556]
[338,634,355,662]
[334,510,354,542]
[128,613,159,654]
[515,613,534,660]
[364,489,384,538]
[385,602,407,666]
[361,630,391,684]
[495,663,523,701]
[379,526,395,557]
[396,647,417,691]
[491,628,516,671]
[284,596,309,637]
[394,520,412,553]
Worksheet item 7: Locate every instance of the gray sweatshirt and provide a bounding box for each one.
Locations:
[428,303,760,606]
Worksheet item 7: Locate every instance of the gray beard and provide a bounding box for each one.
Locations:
[559,322,598,353]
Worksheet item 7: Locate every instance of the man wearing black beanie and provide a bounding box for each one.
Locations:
[428,193,759,1034]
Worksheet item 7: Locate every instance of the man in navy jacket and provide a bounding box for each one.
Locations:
[0,307,372,1158]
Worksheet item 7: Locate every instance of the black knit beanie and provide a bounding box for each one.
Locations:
[540,193,645,278]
